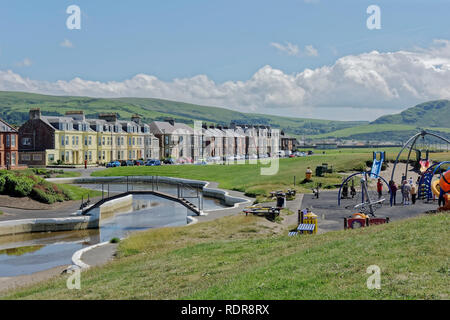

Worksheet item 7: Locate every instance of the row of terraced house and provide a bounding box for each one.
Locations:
[1,109,298,167]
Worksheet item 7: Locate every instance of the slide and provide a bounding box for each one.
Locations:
[370,151,384,179]
[420,159,431,173]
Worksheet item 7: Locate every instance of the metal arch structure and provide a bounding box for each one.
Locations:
[338,171,392,207]
[390,130,450,184]
[424,161,450,201]
[418,161,449,200]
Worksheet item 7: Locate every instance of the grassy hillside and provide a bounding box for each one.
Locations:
[4,212,448,299]
[373,100,450,127]
[307,100,450,142]
[0,91,363,137]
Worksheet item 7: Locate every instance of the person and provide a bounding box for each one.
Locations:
[377,178,383,199]
[402,181,411,205]
[410,183,417,205]
[408,177,414,186]
[389,180,398,205]
[342,182,348,199]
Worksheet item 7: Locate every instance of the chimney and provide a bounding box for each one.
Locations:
[202,122,207,129]
[165,118,175,126]
[29,108,41,120]
[98,113,118,122]
[65,110,85,121]
[131,114,141,125]
[230,122,236,129]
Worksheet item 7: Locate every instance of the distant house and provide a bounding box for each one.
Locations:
[0,118,19,169]
[149,119,195,160]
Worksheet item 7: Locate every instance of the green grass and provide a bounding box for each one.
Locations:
[0,210,3,216]
[57,184,101,201]
[55,171,82,178]
[308,124,417,139]
[92,154,371,197]
[3,213,448,300]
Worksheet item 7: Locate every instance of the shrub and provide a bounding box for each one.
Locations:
[0,175,6,194]
[31,186,56,204]
[4,174,34,197]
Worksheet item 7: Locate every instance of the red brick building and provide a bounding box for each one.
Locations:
[0,118,19,169]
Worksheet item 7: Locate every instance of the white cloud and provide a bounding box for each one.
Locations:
[60,39,74,48]
[2,40,450,120]
[270,42,300,56]
[305,45,318,57]
[15,58,32,67]
[271,42,318,57]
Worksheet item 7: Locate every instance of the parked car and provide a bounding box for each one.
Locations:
[134,160,144,166]
[195,159,207,165]
[163,158,175,165]
[122,160,134,166]
[145,159,161,166]
[106,161,121,168]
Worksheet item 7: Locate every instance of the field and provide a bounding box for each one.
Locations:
[92,149,450,199]
[3,212,448,300]
[92,154,372,198]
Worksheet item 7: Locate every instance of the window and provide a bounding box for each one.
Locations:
[66,136,69,146]
[22,137,32,146]
[6,135,10,147]
[22,154,31,161]
[133,138,135,146]
[85,136,88,146]
[89,151,92,161]
[165,136,169,145]
[76,136,79,145]
[129,138,132,146]
[48,154,55,162]
[65,152,70,162]
[11,135,16,147]
[72,136,75,145]
[11,152,16,165]
[89,136,92,145]
[32,154,42,161]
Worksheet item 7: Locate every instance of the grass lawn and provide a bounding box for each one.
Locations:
[3,212,448,300]
[55,171,82,178]
[92,154,372,197]
[92,150,450,198]
[57,184,102,201]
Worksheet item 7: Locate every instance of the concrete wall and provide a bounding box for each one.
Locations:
[0,194,134,237]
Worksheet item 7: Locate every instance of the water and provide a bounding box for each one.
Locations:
[0,193,210,277]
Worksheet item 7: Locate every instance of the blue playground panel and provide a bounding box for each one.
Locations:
[370,151,385,179]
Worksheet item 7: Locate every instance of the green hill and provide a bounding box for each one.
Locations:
[307,100,450,142]
[373,100,450,127]
[0,91,364,137]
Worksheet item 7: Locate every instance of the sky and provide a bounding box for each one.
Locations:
[1,0,450,121]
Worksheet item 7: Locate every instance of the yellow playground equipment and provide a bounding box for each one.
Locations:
[431,169,450,211]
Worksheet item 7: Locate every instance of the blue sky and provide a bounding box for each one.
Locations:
[1,0,450,120]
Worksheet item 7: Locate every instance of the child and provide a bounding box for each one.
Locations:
[377,178,383,199]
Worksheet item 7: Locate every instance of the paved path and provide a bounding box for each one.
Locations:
[0,196,104,222]
[301,189,437,234]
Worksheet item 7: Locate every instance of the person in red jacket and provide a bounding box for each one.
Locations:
[377,178,383,199]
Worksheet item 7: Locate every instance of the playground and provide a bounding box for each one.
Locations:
[293,130,450,234]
